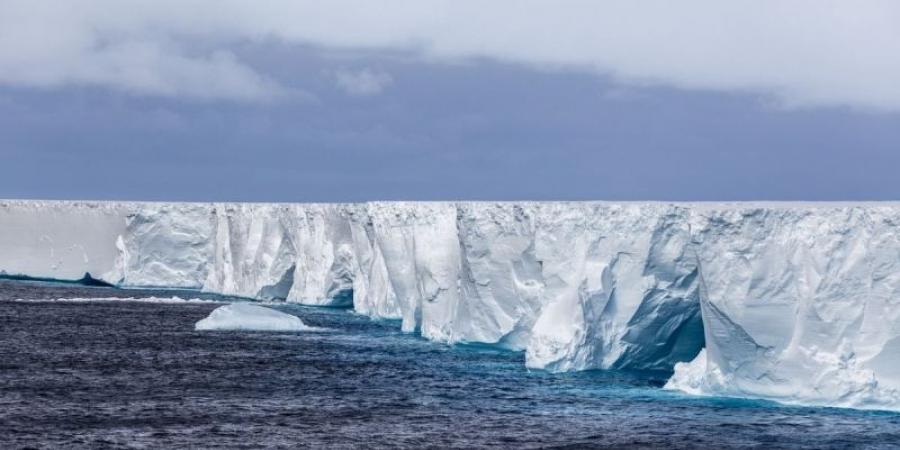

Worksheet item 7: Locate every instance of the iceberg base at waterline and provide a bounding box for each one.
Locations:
[665,345,900,412]
[195,303,318,332]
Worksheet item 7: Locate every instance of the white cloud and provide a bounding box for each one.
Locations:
[1,0,899,110]
[0,1,295,102]
[334,68,393,96]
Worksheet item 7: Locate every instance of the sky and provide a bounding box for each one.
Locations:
[2,1,899,202]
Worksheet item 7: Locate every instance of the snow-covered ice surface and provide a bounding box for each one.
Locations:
[2,199,900,411]
[195,303,317,331]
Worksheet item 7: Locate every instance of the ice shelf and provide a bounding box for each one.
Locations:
[3,199,899,410]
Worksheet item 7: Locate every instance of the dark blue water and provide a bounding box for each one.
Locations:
[2,280,899,449]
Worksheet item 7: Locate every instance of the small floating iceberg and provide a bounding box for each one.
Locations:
[195,303,318,332]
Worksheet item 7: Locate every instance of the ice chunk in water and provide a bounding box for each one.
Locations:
[195,303,315,331]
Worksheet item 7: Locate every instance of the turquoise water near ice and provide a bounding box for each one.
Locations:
[2,280,899,449]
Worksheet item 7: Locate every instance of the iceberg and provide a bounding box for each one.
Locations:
[2,199,900,410]
[195,303,315,331]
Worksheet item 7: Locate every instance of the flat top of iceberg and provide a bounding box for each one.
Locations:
[195,303,319,332]
[5,198,900,209]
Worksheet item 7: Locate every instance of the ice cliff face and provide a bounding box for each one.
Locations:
[667,205,900,410]
[1,200,898,410]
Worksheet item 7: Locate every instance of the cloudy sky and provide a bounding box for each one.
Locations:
[2,1,899,201]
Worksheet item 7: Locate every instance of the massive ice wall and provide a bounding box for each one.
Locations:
[668,205,900,410]
[1,199,899,410]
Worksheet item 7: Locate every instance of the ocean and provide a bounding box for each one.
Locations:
[2,280,899,449]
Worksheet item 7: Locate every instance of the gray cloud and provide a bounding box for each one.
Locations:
[3,45,899,202]
[2,1,899,109]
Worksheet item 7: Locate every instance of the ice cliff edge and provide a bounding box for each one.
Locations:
[2,199,899,410]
